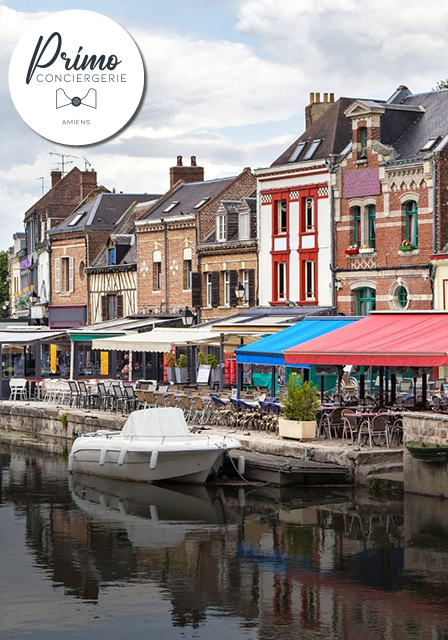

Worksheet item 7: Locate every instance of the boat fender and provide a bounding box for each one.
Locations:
[238,455,245,475]
[118,449,128,466]
[68,453,74,472]
[150,450,159,470]
[99,448,107,466]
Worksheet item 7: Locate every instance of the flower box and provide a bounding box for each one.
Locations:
[278,417,316,440]
[359,247,374,254]
[345,248,359,256]
[399,244,416,252]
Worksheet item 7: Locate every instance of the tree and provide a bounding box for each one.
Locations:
[435,79,448,91]
[0,250,10,318]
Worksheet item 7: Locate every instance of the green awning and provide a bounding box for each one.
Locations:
[70,332,125,342]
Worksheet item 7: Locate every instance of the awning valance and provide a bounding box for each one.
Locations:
[91,328,222,352]
[0,330,66,345]
[284,312,448,367]
[236,317,360,366]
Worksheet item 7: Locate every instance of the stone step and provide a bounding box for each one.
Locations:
[366,462,403,476]
[368,471,404,492]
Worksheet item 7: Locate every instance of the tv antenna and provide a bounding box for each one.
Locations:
[82,157,93,171]
[36,176,44,196]
[49,152,79,177]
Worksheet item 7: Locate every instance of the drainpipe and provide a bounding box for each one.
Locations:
[325,158,336,311]
[162,219,168,312]
[432,157,437,254]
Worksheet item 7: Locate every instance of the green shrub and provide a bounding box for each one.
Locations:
[165,352,175,367]
[60,412,68,429]
[197,351,206,365]
[206,354,218,369]
[280,374,320,421]
[176,354,187,368]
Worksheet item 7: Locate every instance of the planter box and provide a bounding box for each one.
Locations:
[210,369,220,385]
[359,247,374,254]
[175,367,187,384]
[278,417,316,440]
[399,245,416,252]
[345,249,359,255]
[167,367,176,383]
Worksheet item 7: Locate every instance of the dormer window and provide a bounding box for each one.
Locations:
[108,247,116,265]
[239,210,250,240]
[289,141,306,163]
[303,139,322,160]
[421,137,441,152]
[217,215,226,242]
[360,127,367,158]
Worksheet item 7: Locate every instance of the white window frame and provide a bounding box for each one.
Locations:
[239,211,250,240]
[242,269,250,304]
[277,262,287,300]
[223,271,230,306]
[217,215,226,242]
[304,260,315,300]
[206,273,213,306]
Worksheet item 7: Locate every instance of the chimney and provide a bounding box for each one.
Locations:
[51,171,62,189]
[170,156,204,188]
[305,92,336,129]
[80,170,98,200]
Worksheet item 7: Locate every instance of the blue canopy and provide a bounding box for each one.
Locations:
[235,316,361,366]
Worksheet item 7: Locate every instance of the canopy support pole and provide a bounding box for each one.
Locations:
[422,372,427,406]
[385,367,389,405]
[142,352,147,379]
[35,340,42,380]
[128,352,133,382]
[337,367,343,405]
[379,367,384,406]
[413,373,417,407]
[70,341,75,380]
[360,373,365,402]
[237,363,243,399]
[390,373,397,405]
[271,366,276,396]
[320,374,325,403]
[219,333,224,392]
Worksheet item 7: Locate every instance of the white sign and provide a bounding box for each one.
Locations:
[9,10,145,146]
[197,364,211,385]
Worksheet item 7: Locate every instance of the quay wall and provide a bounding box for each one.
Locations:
[404,413,448,497]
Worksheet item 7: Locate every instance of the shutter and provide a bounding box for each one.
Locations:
[69,256,74,293]
[248,269,255,306]
[152,265,157,291]
[229,270,238,307]
[211,271,220,307]
[191,272,201,308]
[55,258,61,294]
[117,294,124,318]
[101,295,108,321]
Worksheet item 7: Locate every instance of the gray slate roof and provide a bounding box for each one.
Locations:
[49,193,161,234]
[141,177,236,221]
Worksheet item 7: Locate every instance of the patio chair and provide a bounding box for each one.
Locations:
[178,394,193,423]
[111,383,126,413]
[97,382,113,411]
[9,378,27,402]
[154,392,167,408]
[77,380,92,409]
[341,409,359,445]
[211,395,231,426]
[358,414,390,448]
[157,384,169,393]
[123,383,137,412]
[142,390,156,408]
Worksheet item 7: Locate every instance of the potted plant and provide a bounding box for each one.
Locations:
[345,244,359,255]
[175,353,188,384]
[165,352,176,383]
[399,239,416,251]
[206,353,220,384]
[359,245,374,254]
[197,351,206,366]
[278,373,320,440]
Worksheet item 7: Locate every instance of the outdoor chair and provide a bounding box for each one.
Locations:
[178,394,193,423]
[67,380,81,407]
[320,407,344,439]
[211,395,231,426]
[77,380,93,409]
[157,384,169,393]
[358,414,390,448]
[9,378,27,402]
[123,383,137,412]
[142,390,156,408]
[154,392,167,408]
[111,383,126,413]
[97,382,113,411]
[341,409,359,445]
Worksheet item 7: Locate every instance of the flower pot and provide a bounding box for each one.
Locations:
[345,249,359,255]
[210,368,220,385]
[175,367,188,384]
[399,245,415,252]
[359,248,374,254]
[167,367,176,383]
[278,417,316,440]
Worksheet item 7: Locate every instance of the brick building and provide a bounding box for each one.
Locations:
[135,157,255,319]
[256,93,356,309]
[19,167,99,321]
[48,192,159,328]
[333,87,448,314]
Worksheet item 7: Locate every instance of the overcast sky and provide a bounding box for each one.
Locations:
[0,0,447,250]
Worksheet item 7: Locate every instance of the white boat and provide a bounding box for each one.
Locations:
[68,407,241,484]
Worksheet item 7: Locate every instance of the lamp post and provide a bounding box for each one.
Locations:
[181,306,196,327]
[235,283,245,303]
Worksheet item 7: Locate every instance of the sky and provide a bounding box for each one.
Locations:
[1,0,448,250]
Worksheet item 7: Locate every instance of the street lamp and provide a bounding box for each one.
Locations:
[29,290,38,305]
[235,283,245,302]
[181,306,195,326]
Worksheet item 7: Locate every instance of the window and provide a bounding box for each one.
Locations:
[108,247,116,265]
[61,256,70,293]
[153,262,162,291]
[184,259,192,289]
[405,201,418,247]
[421,137,441,152]
[68,212,85,227]
[206,273,213,306]
[276,199,287,235]
[289,141,306,162]
[277,262,287,300]
[352,206,361,246]
[217,215,226,242]
[194,197,209,209]
[397,286,408,309]
[239,211,250,240]
[356,287,376,316]
[223,271,230,306]
[304,261,315,300]
[360,127,367,157]
[367,204,376,249]
[242,269,250,304]
[163,201,179,213]
[305,197,314,232]
[108,294,117,320]
[303,139,322,160]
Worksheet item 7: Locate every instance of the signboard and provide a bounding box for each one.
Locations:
[50,344,57,374]
[197,364,211,385]
[100,351,109,376]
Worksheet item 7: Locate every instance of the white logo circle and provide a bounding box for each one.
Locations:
[9,10,145,146]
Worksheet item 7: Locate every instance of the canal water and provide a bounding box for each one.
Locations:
[1,436,448,639]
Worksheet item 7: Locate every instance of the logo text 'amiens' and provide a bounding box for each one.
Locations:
[27,32,122,84]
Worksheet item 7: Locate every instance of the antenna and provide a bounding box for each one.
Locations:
[36,176,44,196]
[49,152,79,177]
[82,156,92,171]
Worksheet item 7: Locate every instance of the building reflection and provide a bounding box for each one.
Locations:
[2,441,448,638]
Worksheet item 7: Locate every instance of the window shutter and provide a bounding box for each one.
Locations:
[229,270,238,307]
[55,258,61,294]
[69,256,74,293]
[152,265,157,291]
[211,271,220,307]
[101,295,108,321]
[191,272,201,308]
[117,294,124,318]
[248,269,255,306]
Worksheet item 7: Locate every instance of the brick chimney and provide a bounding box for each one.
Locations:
[80,170,98,199]
[51,171,62,189]
[305,92,335,129]
[170,156,204,188]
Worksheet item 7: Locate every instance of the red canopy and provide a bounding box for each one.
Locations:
[284,312,448,367]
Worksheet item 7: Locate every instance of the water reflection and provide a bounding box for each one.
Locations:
[2,438,448,639]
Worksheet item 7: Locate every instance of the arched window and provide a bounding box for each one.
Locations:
[405,201,418,247]
[397,286,408,309]
[356,287,376,316]
[352,206,361,246]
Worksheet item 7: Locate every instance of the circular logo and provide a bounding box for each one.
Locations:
[9,10,145,146]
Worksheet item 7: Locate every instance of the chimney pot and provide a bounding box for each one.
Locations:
[177,155,183,167]
[330,93,335,102]
[170,156,204,188]
[309,92,315,104]
[191,156,197,167]
[323,92,328,102]
[315,92,321,103]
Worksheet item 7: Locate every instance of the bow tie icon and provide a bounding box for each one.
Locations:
[56,88,97,109]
